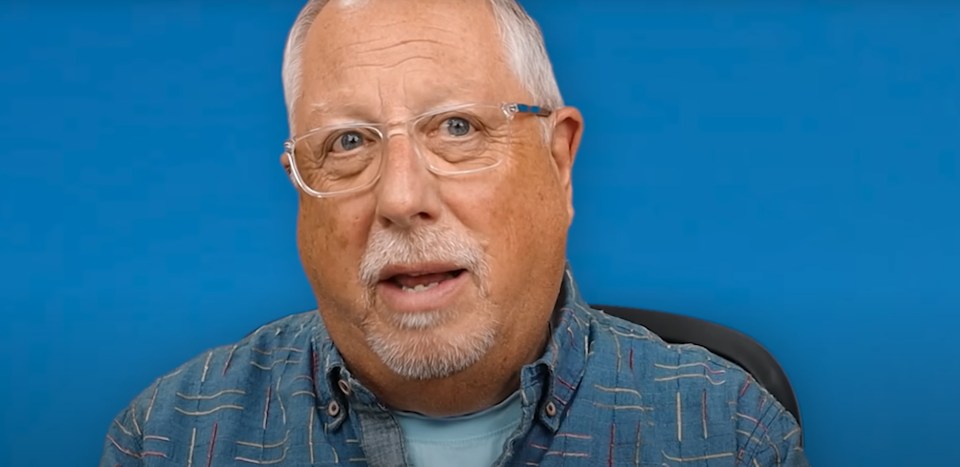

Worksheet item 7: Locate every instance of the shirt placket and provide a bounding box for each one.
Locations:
[338,370,408,467]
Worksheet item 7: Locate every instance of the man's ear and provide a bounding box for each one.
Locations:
[280,152,295,184]
[549,106,584,222]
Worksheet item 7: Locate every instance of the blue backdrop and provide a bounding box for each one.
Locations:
[2,1,958,465]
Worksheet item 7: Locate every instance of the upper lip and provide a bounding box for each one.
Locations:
[377,263,466,282]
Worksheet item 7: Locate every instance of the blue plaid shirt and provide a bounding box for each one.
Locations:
[102,269,807,466]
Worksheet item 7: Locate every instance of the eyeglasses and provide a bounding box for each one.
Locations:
[284,102,552,198]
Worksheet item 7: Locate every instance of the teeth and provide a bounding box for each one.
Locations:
[401,281,440,292]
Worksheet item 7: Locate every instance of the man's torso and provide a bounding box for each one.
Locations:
[102,281,804,466]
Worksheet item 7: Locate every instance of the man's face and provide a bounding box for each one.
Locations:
[290,0,579,381]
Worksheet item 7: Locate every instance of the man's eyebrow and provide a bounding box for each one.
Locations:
[302,86,491,128]
[307,101,336,118]
[305,102,373,127]
[306,103,329,123]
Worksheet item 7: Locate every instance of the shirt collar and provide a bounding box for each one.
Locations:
[312,263,593,433]
[520,264,592,432]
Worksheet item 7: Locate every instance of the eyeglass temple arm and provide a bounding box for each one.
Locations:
[513,103,553,118]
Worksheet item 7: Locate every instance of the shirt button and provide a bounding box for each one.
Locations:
[327,400,341,418]
[337,379,352,396]
[544,401,557,417]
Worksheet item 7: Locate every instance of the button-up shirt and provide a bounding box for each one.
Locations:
[101,269,808,466]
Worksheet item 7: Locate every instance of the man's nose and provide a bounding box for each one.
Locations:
[373,133,442,229]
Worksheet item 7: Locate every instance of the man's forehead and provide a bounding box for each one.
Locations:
[332,0,370,7]
[295,0,520,125]
[303,73,501,124]
[300,0,505,79]
[314,0,493,33]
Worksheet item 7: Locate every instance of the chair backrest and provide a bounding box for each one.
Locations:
[594,304,802,441]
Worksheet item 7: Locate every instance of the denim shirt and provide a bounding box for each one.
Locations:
[102,269,808,466]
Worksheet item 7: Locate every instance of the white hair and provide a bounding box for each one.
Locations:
[357,224,497,380]
[280,0,564,134]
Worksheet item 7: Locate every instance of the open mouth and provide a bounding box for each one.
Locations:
[385,269,467,292]
[376,265,470,313]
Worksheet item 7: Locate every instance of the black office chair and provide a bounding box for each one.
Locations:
[594,304,802,443]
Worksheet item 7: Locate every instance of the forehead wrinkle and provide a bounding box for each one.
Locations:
[353,38,452,57]
[325,15,467,53]
[339,55,440,73]
[377,76,387,113]
[335,38,462,69]
[338,13,474,32]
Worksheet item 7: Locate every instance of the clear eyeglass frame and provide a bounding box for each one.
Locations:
[283,102,553,198]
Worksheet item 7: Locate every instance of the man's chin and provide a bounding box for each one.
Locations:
[386,309,449,331]
[364,318,498,381]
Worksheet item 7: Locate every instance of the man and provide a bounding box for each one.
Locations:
[101,0,808,465]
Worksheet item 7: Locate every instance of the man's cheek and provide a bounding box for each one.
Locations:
[303,204,347,251]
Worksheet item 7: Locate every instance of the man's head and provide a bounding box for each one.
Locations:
[280,0,583,391]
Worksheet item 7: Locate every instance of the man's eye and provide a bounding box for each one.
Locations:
[443,117,472,137]
[333,131,365,152]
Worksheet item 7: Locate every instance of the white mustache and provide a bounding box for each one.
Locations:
[358,225,488,288]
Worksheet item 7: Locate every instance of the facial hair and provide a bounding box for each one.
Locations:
[357,225,498,380]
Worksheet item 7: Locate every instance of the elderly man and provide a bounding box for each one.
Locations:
[101,0,807,466]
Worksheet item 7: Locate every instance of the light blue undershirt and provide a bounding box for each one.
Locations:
[393,391,522,467]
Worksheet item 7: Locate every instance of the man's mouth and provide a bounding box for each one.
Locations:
[386,269,467,292]
[375,264,470,313]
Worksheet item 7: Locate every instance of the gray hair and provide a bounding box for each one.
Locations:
[280,0,564,134]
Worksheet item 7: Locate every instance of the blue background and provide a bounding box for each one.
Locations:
[1,1,958,465]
